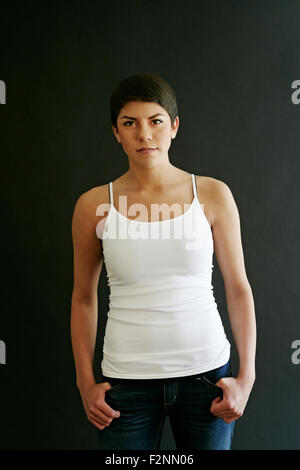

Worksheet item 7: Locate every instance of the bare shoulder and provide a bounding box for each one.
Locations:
[71,184,110,301]
[194,175,236,226]
[195,175,230,195]
[72,183,111,245]
[79,183,109,204]
[73,183,110,216]
[195,175,233,202]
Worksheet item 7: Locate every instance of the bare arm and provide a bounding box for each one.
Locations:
[71,188,120,430]
[208,179,256,422]
[71,190,103,392]
[212,180,256,383]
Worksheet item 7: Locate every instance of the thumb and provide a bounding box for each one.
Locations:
[102,381,113,391]
[211,396,222,406]
[210,396,223,414]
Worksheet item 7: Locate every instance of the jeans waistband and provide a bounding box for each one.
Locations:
[101,360,230,385]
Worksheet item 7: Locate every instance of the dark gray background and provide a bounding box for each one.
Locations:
[0,0,299,450]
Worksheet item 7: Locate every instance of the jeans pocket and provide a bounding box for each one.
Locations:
[197,375,222,390]
[107,383,125,392]
[103,377,126,393]
[195,361,232,390]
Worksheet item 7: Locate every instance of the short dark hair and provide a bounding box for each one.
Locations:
[110,73,178,129]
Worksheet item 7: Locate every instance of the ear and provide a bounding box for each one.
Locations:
[112,124,121,143]
[171,116,179,139]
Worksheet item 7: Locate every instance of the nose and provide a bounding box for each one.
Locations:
[136,123,152,142]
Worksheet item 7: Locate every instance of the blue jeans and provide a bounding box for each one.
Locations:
[97,360,235,450]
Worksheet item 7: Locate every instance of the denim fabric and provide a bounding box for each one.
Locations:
[97,360,235,450]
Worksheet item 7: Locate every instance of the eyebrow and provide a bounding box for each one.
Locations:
[119,113,166,120]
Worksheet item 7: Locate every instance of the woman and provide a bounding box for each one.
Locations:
[71,73,256,450]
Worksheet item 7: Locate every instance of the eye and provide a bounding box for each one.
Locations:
[123,119,163,127]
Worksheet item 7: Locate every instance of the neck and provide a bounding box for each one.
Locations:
[124,163,183,191]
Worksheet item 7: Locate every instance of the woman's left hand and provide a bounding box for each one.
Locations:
[210,376,254,423]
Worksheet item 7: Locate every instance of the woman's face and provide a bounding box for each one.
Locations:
[112,100,179,165]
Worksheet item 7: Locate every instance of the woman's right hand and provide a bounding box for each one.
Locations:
[80,382,121,431]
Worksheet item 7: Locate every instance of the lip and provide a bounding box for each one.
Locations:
[137,148,157,153]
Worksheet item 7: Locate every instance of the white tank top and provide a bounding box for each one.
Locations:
[97,173,230,379]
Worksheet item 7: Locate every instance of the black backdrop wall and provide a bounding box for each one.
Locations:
[1,0,300,450]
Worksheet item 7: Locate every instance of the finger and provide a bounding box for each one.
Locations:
[88,416,109,431]
[90,389,121,420]
[210,403,235,418]
[212,412,238,423]
[211,396,222,405]
[210,398,224,412]
[211,407,241,421]
[97,400,121,420]
[213,410,236,419]
[222,415,239,424]
[210,403,235,415]
[211,402,243,417]
[98,384,122,419]
[89,401,120,424]
[85,399,120,426]
[89,408,114,427]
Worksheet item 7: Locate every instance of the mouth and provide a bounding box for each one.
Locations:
[137,148,158,153]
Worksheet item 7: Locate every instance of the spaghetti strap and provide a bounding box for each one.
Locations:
[109,182,114,207]
[191,173,197,199]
